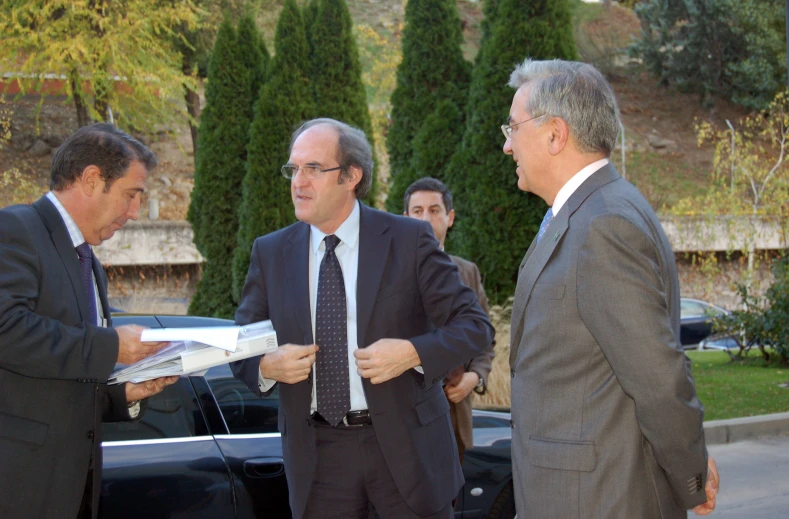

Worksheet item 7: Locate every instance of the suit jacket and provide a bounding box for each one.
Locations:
[233,203,494,519]
[509,164,708,518]
[0,196,134,519]
[446,254,494,452]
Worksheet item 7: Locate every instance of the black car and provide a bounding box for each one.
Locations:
[679,297,731,349]
[100,314,515,519]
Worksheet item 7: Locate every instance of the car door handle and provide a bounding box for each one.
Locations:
[243,457,285,479]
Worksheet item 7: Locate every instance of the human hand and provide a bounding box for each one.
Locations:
[116,325,169,364]
[444,371,479,403]
[260,344,319,384]
[692,457,719,516]
[125,376,180,402]
[354,338,420,384]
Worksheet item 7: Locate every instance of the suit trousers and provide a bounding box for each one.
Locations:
[302,423,453,519]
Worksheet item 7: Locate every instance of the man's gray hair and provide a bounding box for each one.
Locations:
[508,59,620,155]
[290,118,374,199]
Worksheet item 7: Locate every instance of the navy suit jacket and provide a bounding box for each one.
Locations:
[233,202,494,518]
[0,196,133,519]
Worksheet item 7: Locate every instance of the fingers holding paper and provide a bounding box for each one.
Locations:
[260,344,318,384]
[692,457,720,516]
[116,324,169,364]
[125,376,180,402]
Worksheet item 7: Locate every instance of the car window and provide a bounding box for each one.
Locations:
[680,300,709,318]
[205,364,280,435]
[102,379,203,442]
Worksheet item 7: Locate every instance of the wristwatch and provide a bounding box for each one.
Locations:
[473,372,484,392]
[127,400,141,419]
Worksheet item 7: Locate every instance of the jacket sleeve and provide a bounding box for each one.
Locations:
[0,210,119,382]
[576,214,708,510]
[465,263,495,393]
[231,237,272,397]
[408,224,495,388]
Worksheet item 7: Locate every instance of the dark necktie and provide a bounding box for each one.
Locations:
[315,235,350,426]
[76,243,98,326]
[536,208,554,244]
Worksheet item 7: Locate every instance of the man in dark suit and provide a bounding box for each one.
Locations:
[403,177,495,466]
[504,59,719,517]
[0,123,178,519]
[233,118,494,519]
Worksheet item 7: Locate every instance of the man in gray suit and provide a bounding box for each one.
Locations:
[504,59,719,517]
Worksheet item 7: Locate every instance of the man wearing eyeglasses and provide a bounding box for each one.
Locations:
[232,118,493,519]
[504,59,719,518]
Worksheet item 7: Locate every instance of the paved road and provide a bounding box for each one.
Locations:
[708,435,789,518]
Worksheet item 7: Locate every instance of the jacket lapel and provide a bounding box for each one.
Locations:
[284,223,314,344]
[509,164,622,365]
[356,203,390,348]
[33,196,92,324]
[510,208,569,365]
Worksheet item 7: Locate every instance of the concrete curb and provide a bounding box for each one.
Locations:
[703,411,789,445]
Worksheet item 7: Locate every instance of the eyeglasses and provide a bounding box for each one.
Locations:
[280,164,344,180]
[501,114,544,140]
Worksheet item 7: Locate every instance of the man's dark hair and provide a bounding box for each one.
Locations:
[289,118,374,199]
[403,177,453,214]
[50,123,157,192]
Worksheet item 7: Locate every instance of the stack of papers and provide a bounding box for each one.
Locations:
[109,320,278,385]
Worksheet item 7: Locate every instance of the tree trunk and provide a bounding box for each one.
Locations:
[185,86,200,156]
[69,71,90,128]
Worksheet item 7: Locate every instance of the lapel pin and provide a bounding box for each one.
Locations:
[553,231,561,241]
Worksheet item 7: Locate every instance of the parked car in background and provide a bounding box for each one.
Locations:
[679,298,733,349]
[101,314,516,519]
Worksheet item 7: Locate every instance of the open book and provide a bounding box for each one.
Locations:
[109,320,278,385]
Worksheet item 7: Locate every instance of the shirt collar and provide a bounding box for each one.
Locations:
[46,191,87,248]
[552,158,609,215]
[310,200,360,255]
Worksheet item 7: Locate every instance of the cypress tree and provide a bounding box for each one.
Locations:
[188,16,258,318]
[232,0,314,301]
[237,13,269,101]
[385,0,471,212]
[406,98,464,201]
[448,0,576,303]
[310,0,379,203]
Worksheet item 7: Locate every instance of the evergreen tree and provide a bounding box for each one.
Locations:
[237,13,268,101]
[303,0,320,58]
[310,0,379,203]
[188,16,258,318]
[385,0,471,212]
[232,0,314,301]
[448,0,576,303]
[405,99,464,204]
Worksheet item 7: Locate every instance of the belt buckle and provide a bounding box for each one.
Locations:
[342,414,350,427]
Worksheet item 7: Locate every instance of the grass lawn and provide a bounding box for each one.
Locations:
[687,351,789,421]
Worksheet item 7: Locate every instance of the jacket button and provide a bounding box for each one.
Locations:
[86,430,94,440]
[510,370,515,378]
[306,419,311,427]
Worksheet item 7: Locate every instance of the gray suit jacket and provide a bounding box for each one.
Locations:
[509,164,708,518]
[0,196,134,519]
[233,203,494,519]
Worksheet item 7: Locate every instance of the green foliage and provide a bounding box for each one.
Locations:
[310,0,379,203]
[238,13,269,102]
[188,16,259,318]
[447,0,576,303]
[632,0,786,110]
[0,0,200,130]
[400,99,464,210]
[385,0,471,212]
[232,0,314,301]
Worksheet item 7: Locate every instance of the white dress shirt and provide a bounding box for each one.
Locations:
[551,158,609,215]
[259,201,368,412]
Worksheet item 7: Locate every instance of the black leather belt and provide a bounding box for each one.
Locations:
[311,410,372,428]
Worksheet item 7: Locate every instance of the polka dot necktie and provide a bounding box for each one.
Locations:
[315,235,350,426]
[75,242,98,325]
[536,208,554,244]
